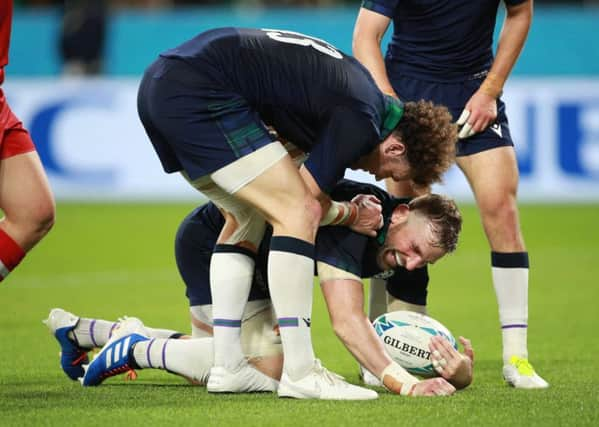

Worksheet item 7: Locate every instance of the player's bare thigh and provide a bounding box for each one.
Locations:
[0,150,55,251]
[232,154,320,241]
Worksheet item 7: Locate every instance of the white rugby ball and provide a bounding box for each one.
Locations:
[372,310,457,378]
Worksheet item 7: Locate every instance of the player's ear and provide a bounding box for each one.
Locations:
[390,204,410,224]
[384,135,406,158]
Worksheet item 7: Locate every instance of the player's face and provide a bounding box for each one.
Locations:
[377,135,411,181]
[351,135,411,181]
[377,208,446,271]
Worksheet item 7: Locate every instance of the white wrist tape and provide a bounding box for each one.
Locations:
[381,362,419,396]
[320,201,356,226]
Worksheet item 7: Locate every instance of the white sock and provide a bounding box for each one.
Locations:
[71,318,118,348]
[144,327,182,339]
[133,338,214,385]
[491,252,529,363]
[210,247,254,370]
[368,277,388,322]
[268,236,315,381]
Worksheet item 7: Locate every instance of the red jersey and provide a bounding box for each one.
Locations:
[0,0,13,84]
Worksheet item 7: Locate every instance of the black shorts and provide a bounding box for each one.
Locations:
[387,71,514,157]
[175,203,270,307]
[137,57,274,180]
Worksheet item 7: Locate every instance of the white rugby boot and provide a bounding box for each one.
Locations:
[503,356,549,389]
[207,361,278,393]
[278,359,378,400]
[359,365,382,387]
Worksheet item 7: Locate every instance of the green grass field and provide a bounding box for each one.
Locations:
[1,202,598,426]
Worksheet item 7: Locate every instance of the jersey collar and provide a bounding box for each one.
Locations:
[380,95,404,140]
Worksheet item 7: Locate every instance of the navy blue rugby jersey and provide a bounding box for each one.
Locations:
[160,27,402,192]
[315,179,410,283]
[361,0,528,81]
[177,179,411,305]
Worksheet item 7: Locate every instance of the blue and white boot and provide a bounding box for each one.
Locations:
[43,308,90,380]
[80,317,149,386]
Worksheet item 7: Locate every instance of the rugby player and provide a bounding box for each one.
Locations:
[0,0,55,284]
[353,0,547,388]
[45,180,470,397]
[137,27,456,398]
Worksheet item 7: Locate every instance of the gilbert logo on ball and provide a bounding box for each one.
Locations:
[372,310,457,377]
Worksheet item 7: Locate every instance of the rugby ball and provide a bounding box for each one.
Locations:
[372,310,457,378]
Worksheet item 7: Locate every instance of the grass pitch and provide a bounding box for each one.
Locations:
[1,202,598,426]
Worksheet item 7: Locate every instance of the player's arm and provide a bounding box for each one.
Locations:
[299,167,382,237]
[300,109,387,236]
[352,6,397,97]
[458,0,533,138]
[318,263,455,396]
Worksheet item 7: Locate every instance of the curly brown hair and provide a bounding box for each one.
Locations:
[408,193,462,253]
[393,100,457,187]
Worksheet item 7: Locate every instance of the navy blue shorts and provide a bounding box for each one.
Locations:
[387,71,514,157]
[137,57,275,180]
[175,203,270,307]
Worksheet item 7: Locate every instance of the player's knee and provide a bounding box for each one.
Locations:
[303,195,322,231]
[479,193,519,226]
[225,208,266,248]
[32,202,56,239]
[10,202,55,249]
[271,194,321,235]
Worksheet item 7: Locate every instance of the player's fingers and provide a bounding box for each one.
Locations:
[365,195,382,205]
[456,109,470,126]
[458,122,475,139]
[473,115,493,133]
[459,336,475,362]
[430,337,455,360]
[436,335,459,358]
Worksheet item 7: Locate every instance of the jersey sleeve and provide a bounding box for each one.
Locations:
[315,226,369,278]
[304,108,379,193]
[360,0,399,18]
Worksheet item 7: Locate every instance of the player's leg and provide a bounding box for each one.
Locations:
[44,307,185,380]
[189,179,266,376]
[82,302,283,387]
[457,146,548,388]
[224,156,377,399]
[0,132,55,282]
[209,154,324,386]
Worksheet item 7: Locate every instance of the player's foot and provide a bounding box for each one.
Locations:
[503,356,549,389]
[207,361,278,393]
[43,308,90,380]
[278,359,378,400]
[359,365,382,387]
[80,317,149,386]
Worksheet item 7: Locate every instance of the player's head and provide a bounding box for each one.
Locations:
[377,193,462,271]
[391,100,457,187]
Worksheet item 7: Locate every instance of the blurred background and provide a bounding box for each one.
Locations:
[6,0,599,201]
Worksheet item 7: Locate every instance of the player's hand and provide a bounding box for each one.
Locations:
[457,90,497,139]
[409,377,456,396]
[429,335,474,389]
[349,194,383,237]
